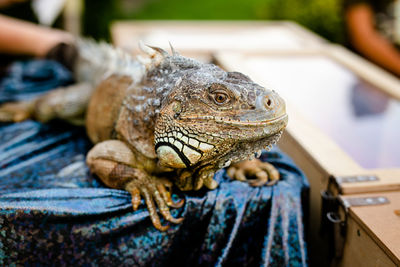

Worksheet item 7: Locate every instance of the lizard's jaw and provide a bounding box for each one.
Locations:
[155,129,215,169]
[154,114,287,170]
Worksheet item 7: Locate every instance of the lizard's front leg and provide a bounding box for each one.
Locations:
[0,82,92,125]
[227,158,280,187]
[86,140,183,231]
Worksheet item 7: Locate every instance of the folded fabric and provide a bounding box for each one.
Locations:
[0,60,72,103]
[0,60,308,266]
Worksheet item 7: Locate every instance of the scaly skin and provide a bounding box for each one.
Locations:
[0,41,288,231]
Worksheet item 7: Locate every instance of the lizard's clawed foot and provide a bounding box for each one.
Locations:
[126,175,184,231]
[156,177,185,209]
[0,101,33,122]
[227,158,280,187]
[176,168,219,191]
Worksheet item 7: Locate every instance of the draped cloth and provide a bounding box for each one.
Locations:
[0,60,308,266]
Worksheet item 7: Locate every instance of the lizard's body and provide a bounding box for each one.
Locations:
[0,41,288,230]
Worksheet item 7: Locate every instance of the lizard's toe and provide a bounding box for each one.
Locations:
[156,181,185,209]
[141,186,170,231]
[0,102,32,122]
[228,159,280,187]
[127,184,141,211]
[150,182,184,225]
[127,177,184,230]
[247,170,269,187]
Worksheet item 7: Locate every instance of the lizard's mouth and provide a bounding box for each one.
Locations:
[155,123,286,170]
[155,107,288,170]
[179,113,288,127]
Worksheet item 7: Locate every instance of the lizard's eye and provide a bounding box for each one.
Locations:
[208,84,231,107]
[213,92,228,104]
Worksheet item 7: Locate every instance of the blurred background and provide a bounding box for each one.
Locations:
[0,0,345,44]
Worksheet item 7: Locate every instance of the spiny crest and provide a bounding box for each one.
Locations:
[138,41,201,70]
[169,42,179,56]
[76,39,202,87]
[138,40,178,58]
[76,38,146,84]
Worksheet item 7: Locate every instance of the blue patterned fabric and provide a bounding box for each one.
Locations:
[0,60,72,103]
[0,60,309,266]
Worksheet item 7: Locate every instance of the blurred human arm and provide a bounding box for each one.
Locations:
[0,14,73,57]
[0,0,26,8]
[345,3,400,76]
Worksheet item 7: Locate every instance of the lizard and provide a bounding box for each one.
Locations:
[0,40,288,231]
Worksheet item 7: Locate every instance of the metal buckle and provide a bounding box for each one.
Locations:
[335,175,379,184]
[321,178,389,261]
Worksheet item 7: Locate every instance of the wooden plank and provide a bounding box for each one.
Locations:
[338,169,400,194]
[110,20,325,55]
[342,191,400,265]
[282,21,327,45]
[339,213,397,267]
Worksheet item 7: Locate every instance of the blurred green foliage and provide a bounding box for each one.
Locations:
[83,0,345,43]
[0,0,345,44]
[262,0,345,43]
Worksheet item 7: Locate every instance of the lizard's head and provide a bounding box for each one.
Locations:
[153,56,287,171]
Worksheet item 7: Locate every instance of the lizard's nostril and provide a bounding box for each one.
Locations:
[264,96,274,109]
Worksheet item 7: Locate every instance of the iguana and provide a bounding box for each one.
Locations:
[0,40,288,231]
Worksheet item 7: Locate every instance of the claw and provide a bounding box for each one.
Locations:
[151,184,184,225]
[265,179,279,186]
[203,176,218,190]
[193,176,204,191]
[124,172,183,230]
[157,183,185,208]
[260,161,280,183]
[169,198,185,209]
[130,187,141,211]
[247,171,268,187]
[142,187,169,231]
[226,167,236,179]
[159,206,184,224]
[234,169,247,181]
